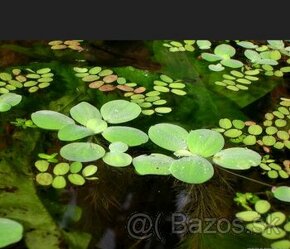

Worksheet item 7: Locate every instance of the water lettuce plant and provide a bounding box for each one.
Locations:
[31,100,148,166]
[133,123,261,184]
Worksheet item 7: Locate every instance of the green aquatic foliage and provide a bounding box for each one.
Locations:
[74,66,185,115]
[215,98,290,151]
[234,193,290,247]
[133,123,261,184]
[48,40,84,52]
[31,100,148,164]
[272,186,290,203]
[38,153,59,163]
[259,155,289,179]
[201,44,244,70]
[34,159,98,189]
[0,67,53,94]
[0,218,23,248]
[163,40,196,52]
[0,93,22,112]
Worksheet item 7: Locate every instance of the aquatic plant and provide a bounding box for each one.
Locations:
[0,93,22,112]
[0,218,23,248]
[234,193,290,248]
[10,118,36,129]
[133,123,261,184]
[259,155,289,179]
[34,159,98,189]
[73,66,185,115]
[215,97,290,151]
[31,100,148,166]
[48,40,84,52]
[0,67,53,94]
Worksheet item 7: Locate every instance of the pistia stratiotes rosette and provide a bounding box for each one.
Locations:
[31,100,148,167]
[133,123,261,184]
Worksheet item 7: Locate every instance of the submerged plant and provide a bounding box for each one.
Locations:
[0,93,22,112]
[133,123,261,184]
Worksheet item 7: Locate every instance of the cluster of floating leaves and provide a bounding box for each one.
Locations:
[215,97,290,151]
[73,66,187,115]
[0,93,22,112]
[0,67,53,94]
[163,40,212,52]
[235,193,290,248]
[48,40,84,52]
[259,155,289,179]
[215,68,260,91]
[34,158,98,189]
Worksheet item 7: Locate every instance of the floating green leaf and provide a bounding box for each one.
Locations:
[187,129,224,157]
[82,165,98,177]
[31,110,75,130]
[236,211,261,222]
[169,156,214,184]
[70,102,102,126]
[102,126,148,146]
[0,218,23,248]
[213,148,261,170]
[68,174,85,185]
[272,186,290,202]
[100,100,141,124]
[58,124,94,141]
[148,123,188,151]
[133,154,173,175]
[103,152,132,167]
[60,142,105,162]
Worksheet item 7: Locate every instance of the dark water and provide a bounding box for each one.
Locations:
[0,41,289,249]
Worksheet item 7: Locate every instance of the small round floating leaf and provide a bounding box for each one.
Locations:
[255,200,271,214]
[237,41,257,49]
[103,152,132,167]
[154,86,170,92]
[146,91,160,97]
[109,142,128,153]
[262,136,276,146]
[284,222,290,232]
[139,102,152,108]
[70,102,101,126]
[169,156,214,184]
[245,69,260,75]
[226,85,239,91]
[213,148,261,170]
[117,77,126,84]
[86,118,107,134]
[246,222,267,233]
[0,218,23,248]
[214,44,236,58]
[279,170,289,179]
[88,67,102,75]
[187,129,224,157]
[82,75,100,82]
[171,89,187,96]
[169,83,185,89]
[232,120,245,129]
[0,93,22,106]
[89,81,104,89]
[268,170,278,179]
[277,131,289,140]
[236,78,251,84]
[52,176,66,189]
[53,163,70,175]
[133,154,173,175]
[0,72,12,81]
[24,81,38,87]
[101,100,141,124]
[224,129,242,138]
[196,40,211,49]
[145,96,160,102]
[142,110,154,115]
[102,126,148,146]
[160,74,173,83]
[35,160,49,172]
[243,135,256,145]
[271,240,290,249]
[266,212,286,226]
[262,227,286,240]
[68,174,85,185]
[38,77,53,83]
[36,173,53,185]
[235,211,261,222]
[272,186,290,202]
[103,75,118,83]
[82,165,98,177]
[37,68,51,74]
[223,74,236,80]
[266,126,278,135]
[155,107,172,113]
[148,123,188,151]
[60,142,105,162]
[248,125,263,135]
[201,53,221,62]
[70,162,83,173]
[219,118,232,129]
[31,110,75,130]
[99,69,113,77]
[0,102,11,112]
[73,67,88,73]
